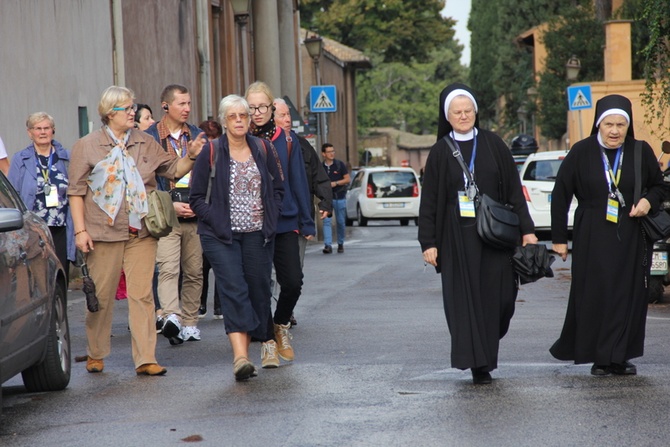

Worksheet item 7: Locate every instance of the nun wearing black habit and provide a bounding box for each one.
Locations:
[550,94,667,376]
[418,83,537,384]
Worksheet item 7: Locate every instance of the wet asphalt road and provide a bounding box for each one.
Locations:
[2,223,670,446]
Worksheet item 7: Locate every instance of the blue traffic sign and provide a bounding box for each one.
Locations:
[310,85,337,112]
[567,85,592,111]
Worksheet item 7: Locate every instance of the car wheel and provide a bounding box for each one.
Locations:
[345,216,353,226]
[22,280,71,392]
[400,218,409,226]
[357,206,368,227]
[648,276,665,304]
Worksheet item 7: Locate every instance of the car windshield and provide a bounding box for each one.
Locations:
[523,159,563,182]
[368,171,417,198]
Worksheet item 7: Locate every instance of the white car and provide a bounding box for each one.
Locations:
[345,167,421,226]
[519,150,577,237]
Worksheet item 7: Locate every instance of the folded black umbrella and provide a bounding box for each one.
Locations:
[75,250,99,313]
[512,244,555,285]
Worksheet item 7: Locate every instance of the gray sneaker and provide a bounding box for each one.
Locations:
[261,340,280,369]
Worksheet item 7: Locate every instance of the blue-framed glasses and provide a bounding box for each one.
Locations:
[112,104,138,114]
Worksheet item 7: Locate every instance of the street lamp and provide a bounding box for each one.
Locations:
[304,31,326,148]
[231,0,250,94]
[565,55,581,81]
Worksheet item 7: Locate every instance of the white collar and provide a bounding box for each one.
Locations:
[451,128,477,141]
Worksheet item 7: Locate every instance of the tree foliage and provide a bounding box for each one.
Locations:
[357,46,467,135]
[301,0,456,64]
[638,0,670,139]
[300,0,468,135]
[537,4,604,140]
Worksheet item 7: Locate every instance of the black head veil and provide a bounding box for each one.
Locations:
[590,94,635,138]
[437,83,481,141]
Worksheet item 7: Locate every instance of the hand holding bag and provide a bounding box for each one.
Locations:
[444,136,520,250]
[633,141,670,242]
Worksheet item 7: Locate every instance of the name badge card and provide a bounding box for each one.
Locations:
[606,198,618,223]
[458,191,476,218]
[45,185,59,208]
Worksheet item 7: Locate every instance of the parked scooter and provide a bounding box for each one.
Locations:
[648,141,670,303]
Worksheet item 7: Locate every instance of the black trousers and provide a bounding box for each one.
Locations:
[266,231,303,339]
[49,225,68,283]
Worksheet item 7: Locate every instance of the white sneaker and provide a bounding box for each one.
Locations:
[181,326,201,341]
[261,340,280,369]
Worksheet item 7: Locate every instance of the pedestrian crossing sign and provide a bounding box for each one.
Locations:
[310,85,337,112]
[567,85,592,111]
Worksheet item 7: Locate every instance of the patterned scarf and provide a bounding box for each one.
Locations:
[250,119,276,141]
[87,127,148,229]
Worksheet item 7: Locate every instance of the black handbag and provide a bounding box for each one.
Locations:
[444,136,520,250]
[476,194,521,250]
[170,188,190,203]
[633,141,670,242]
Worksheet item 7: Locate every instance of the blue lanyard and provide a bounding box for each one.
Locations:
[451,131,478,181]
[600,145,625,205]
[169,134,187,158]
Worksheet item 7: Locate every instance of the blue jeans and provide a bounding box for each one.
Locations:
[323,198,346,246]
[200,232,273,339]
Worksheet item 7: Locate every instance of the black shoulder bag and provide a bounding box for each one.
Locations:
[444,136,520,250]
[633,141,670,241]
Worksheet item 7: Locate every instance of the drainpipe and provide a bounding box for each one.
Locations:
[196,0,212,120]
[111,0,125,86]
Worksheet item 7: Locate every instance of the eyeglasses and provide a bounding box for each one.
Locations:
[449,109,475,117]
[249,104,271,114]
[31,126,53,132]
[226,113,249,121]
[112,104,138,114]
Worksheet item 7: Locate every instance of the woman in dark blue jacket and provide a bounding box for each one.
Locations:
[189,95,284,381]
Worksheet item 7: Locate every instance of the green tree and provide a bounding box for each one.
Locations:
[304,0,455,63]
[537,3,604,140]
[357,45,467,135]
[639,0,670,139]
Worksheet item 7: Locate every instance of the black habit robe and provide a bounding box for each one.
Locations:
[549,134,665,364]
[419,129,535,371]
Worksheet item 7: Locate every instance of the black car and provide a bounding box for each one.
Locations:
[0,172,70,413]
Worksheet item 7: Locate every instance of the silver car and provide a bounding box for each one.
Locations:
[0,172,70,412]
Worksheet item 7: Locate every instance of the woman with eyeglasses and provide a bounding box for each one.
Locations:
[189,94,284,381]
[419,83,537,385]
[67,85,204,377]
[8,112,74,281]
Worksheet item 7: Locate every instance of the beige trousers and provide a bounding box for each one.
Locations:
[85,236,158,368]
[156,221,203,326]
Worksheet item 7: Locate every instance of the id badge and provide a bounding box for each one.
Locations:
[45,185,59,208]
[458,191,476,218]
[606,198,619,223]
[175,173,191,188]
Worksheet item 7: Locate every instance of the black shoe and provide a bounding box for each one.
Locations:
[198,305,207,319]
[290,313,297,327]
[610,361,637,375]
[590,364,611,376]
[471,368,492,385]
[323,245,332,254]
[337,244,344,253]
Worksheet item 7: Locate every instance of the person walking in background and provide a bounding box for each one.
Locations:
[550,94,667,376]
[134,104,155,131]
[245,81,315,369]
[146,84,206,345]
[189,95,284,380]
[0,136,9,176]
[274,98,332,326]
[321,143,349,254]
[418,83,537,385]
[68,85,204,376]
[9,112,75,281]
[197,119,224,320]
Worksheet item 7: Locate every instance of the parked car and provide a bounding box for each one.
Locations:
[345,166,421,226]
[0,172,70,413]
[519,150,577,239]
